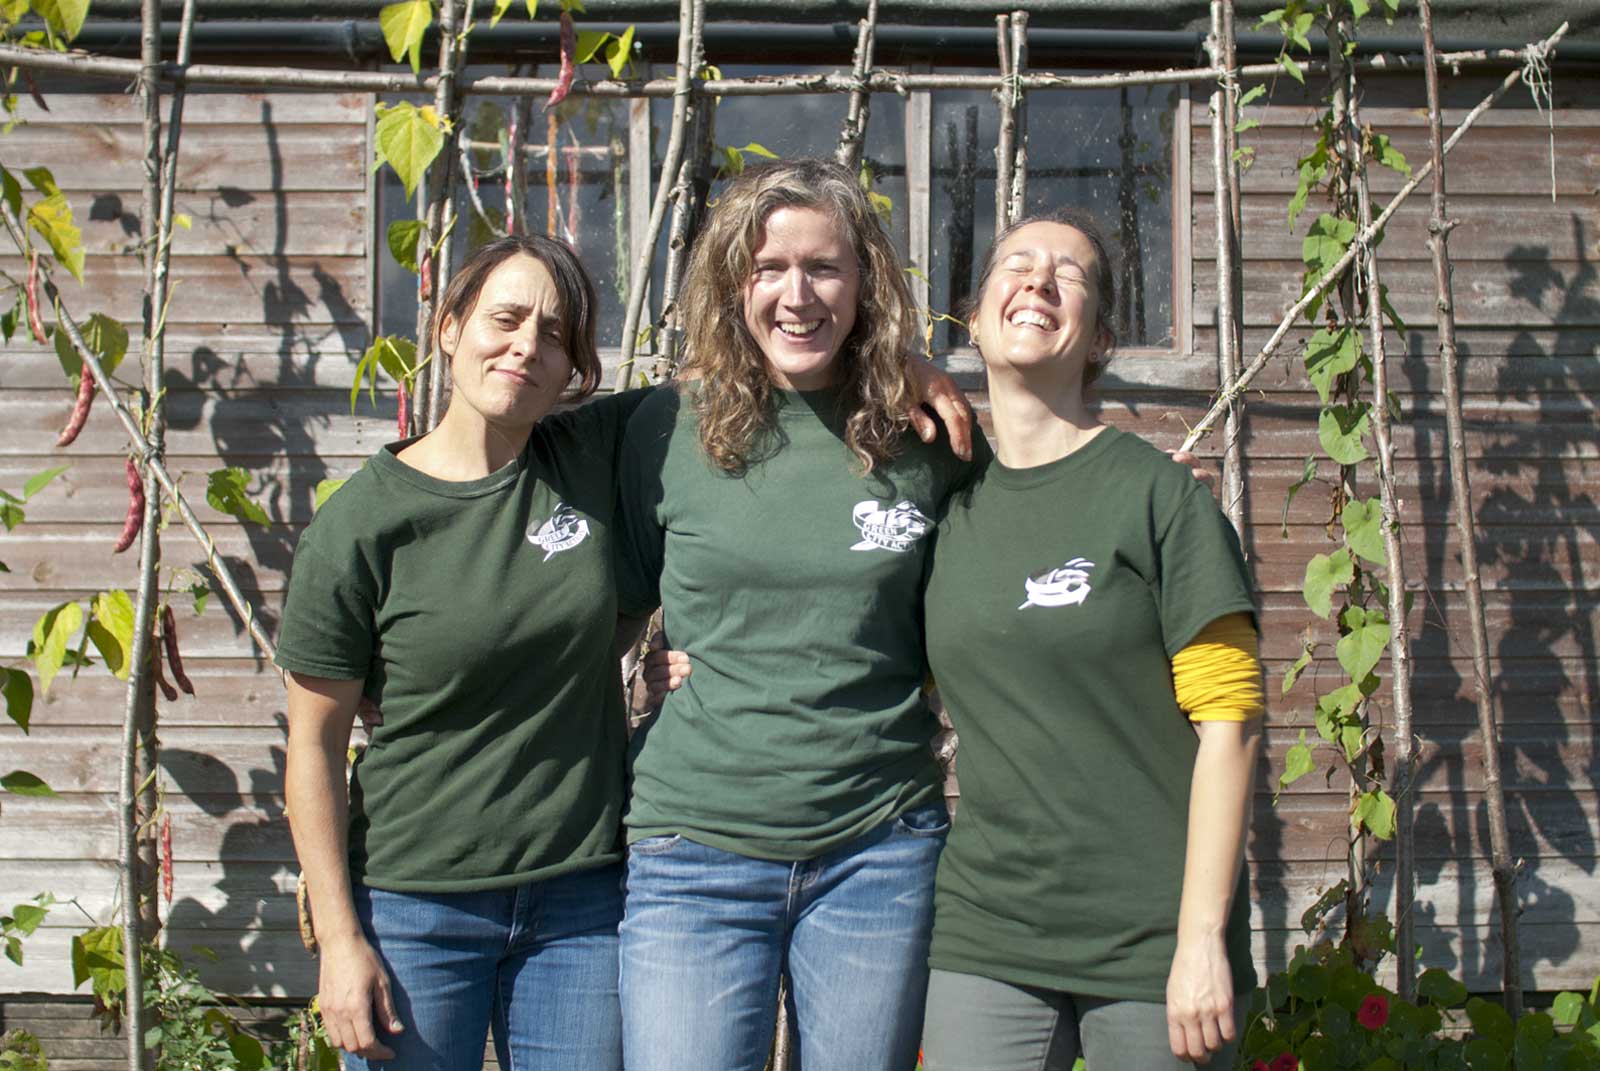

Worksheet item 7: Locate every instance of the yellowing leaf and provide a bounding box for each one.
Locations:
[374,102,446,199]
[1318,404,1370,466]
[574,29,610,64]
[28,191,84,281]
[30,600,83,695]
[313,478,349,513]
[379,0,433,73]
[1276,728,1314,799]
[86,589,135,681]
[1353,788,1396,839]
[1341,497,1387,565]
[605,24,636,79]
[1302,547,1353,620]
[31,0,88,39]
[490,0,513,26]
[1336,605,1390,682]
[172,212,192,230]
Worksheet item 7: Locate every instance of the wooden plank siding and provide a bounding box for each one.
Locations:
[0,63,1595,1071]
[0,86,373,1004]
[1177,71,1600,991]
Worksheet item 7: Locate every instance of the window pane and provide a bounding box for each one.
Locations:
[928,77,1176,350]
[378,72,634,348]
[648,66,910,290]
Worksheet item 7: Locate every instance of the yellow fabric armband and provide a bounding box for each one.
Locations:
[1171,612,1265,723]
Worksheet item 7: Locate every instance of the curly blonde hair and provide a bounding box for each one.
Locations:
[677,158,918,473]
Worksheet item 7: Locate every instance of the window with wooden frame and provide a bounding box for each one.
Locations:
[373,54,1186,366]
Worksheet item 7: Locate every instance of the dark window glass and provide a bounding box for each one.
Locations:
[929,78,1176,350]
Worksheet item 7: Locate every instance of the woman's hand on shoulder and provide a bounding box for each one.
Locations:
[1167,450,1217,490]
[1166,932,1236,1063]
[317,931,403,1060]
[904,358,974,461]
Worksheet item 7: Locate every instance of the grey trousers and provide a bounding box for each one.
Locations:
[920,968,1243,1071]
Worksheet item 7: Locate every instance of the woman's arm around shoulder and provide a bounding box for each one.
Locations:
[284,672,403,1061]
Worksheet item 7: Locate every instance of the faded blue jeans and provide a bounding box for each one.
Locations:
[618,803,950,1071]
[344,862,624,1071]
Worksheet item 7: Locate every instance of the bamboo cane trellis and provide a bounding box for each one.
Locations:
[0,4,1573,1065]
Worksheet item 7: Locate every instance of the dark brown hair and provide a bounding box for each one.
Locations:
[965,208,1119,386]
[433,234,602,399]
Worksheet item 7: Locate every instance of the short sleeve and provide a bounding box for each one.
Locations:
[1155,482,1258,658]
[274,534,377,681]
[541,387,658,470]
[613,396,672,617]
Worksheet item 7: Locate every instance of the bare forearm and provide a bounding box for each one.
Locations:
[287,737,363,942]
[1176,720,1262,944]
[285,674,368,944]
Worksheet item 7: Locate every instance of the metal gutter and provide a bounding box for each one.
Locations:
[72,19,1600,65]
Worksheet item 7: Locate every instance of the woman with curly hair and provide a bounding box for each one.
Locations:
[614,157,973,1071]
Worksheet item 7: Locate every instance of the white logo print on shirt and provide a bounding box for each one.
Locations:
[850,499,932,553]
[526,502,590,560]
[1018,557,1095,609]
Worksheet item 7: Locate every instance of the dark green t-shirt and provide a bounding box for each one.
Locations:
[923,426,1258,1002]
[274,390,650,893]
[616,385,973,860]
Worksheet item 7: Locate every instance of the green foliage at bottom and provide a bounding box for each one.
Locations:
[1242,940,1600,1071]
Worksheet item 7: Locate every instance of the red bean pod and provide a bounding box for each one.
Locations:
[112,456,144,554]
[544,13,576,111]
[162,605,195,696]
[25,251,47,344]
[55,368,96,448]
[397,382,410,439]
[151,638,179,702]
[419,248,432,303]
[160,812,174,904]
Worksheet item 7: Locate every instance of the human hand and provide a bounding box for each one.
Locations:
[1168,450,1217,491]
[905,358,974,462]
[317,933,403,1061]
[356,695,383,731]
[1166,934,1235,1064]
[642,630,691,708]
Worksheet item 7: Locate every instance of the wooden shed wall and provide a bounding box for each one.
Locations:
[0,64,1595,1049]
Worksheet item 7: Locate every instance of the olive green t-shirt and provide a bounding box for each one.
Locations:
[274,390,650,893]
[924,427,1258,1001]
[616,385,973,860]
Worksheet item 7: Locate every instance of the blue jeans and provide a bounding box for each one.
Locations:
[618,803,949,1071]
[345,863,624,1071]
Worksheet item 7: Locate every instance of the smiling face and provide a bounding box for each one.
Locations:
[741,204,862,391]
[970,221,1109,381]
[440,254,573,433]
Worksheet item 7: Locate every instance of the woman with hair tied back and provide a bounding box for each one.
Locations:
[278,234,650,1071]
[919,209,1265,1071]
[614,157,978,1071]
